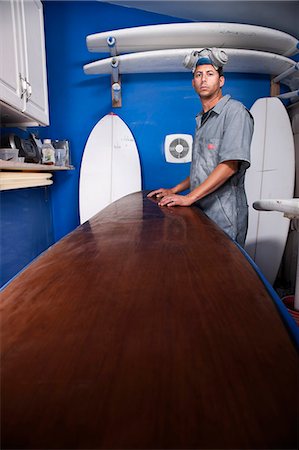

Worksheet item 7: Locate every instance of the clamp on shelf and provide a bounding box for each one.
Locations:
[276,89,299,101]
[273,62,299,84]
[108,37,122,107]
[271,62,299,98]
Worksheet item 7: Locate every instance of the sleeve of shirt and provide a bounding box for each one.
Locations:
[218,102,254,170]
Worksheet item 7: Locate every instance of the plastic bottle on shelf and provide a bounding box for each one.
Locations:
[41,139,55,165]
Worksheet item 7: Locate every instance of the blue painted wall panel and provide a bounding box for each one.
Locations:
[0,187,54,287]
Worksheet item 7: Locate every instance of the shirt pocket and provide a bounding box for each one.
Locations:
[203,138,221,173]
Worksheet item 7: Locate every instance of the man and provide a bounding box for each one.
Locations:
[147,48,254,247]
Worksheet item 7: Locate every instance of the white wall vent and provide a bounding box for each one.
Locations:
[164,134,192,163]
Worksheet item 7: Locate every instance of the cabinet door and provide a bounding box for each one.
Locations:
[21,0,49,125]
[0,0,24,111]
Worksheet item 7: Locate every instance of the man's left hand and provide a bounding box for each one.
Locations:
[158,194,193,207]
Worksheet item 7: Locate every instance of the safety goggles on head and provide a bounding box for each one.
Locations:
[184,48,228,72]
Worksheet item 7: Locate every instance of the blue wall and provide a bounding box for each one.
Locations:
[0,187,54,287]
[1,0,273,286]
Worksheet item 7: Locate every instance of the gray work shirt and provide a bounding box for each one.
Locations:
[190,94,254,246]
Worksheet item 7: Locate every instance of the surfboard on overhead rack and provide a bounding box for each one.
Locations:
[86,22,299,57]
[244,97,295,285]
[83,48,299,90]
[79,113,141,224]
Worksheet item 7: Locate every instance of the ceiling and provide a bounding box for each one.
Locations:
[100,1,299,39]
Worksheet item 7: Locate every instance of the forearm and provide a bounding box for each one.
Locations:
[147,176,190,199]
[171,176,190,194]
[187,161,238,203]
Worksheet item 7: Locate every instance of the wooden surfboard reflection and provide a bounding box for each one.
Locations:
[1,191,297,449]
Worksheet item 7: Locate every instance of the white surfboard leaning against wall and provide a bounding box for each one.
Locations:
[79,113,141,224]
[245,97,295,284]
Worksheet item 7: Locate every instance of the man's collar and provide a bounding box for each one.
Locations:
[212,94,231,114]
[196,94,231,118]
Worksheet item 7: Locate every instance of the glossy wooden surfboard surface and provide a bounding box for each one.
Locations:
[1,192,298,449]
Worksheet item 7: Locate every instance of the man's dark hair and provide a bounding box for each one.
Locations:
[193,65,224,77]
[217,67,224,77]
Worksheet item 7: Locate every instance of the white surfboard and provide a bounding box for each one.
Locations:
[244,98,295,285]
[83,48,299,90]
[0,172,53,190]
[253,199,299,217]
[0,179,53,191]
[252,198,299,311]
[79,113,141,224]
[0,172,53,182]
[87,23,299,57]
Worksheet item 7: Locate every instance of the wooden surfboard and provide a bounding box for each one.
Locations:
[87,22,299,57]
[1,192,298,449]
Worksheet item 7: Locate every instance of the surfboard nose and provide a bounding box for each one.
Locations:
[79,114,141,224]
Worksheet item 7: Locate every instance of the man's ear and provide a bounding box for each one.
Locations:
[220,76,225,88]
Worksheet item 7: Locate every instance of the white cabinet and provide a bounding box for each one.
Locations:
[21,0,49,125]
[0,0,49,126]
[0,0,23,112]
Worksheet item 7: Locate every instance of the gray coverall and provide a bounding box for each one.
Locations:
[190,95,254,246]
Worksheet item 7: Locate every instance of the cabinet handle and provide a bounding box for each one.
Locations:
[26,80,32,101]
[19,74,27,99]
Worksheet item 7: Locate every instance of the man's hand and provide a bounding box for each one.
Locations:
[147,188,174,199]
[158,194,193,207]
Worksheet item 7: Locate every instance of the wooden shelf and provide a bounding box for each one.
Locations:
[0,160,74,172]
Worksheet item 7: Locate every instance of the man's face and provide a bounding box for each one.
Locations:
[192,64,224,99]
